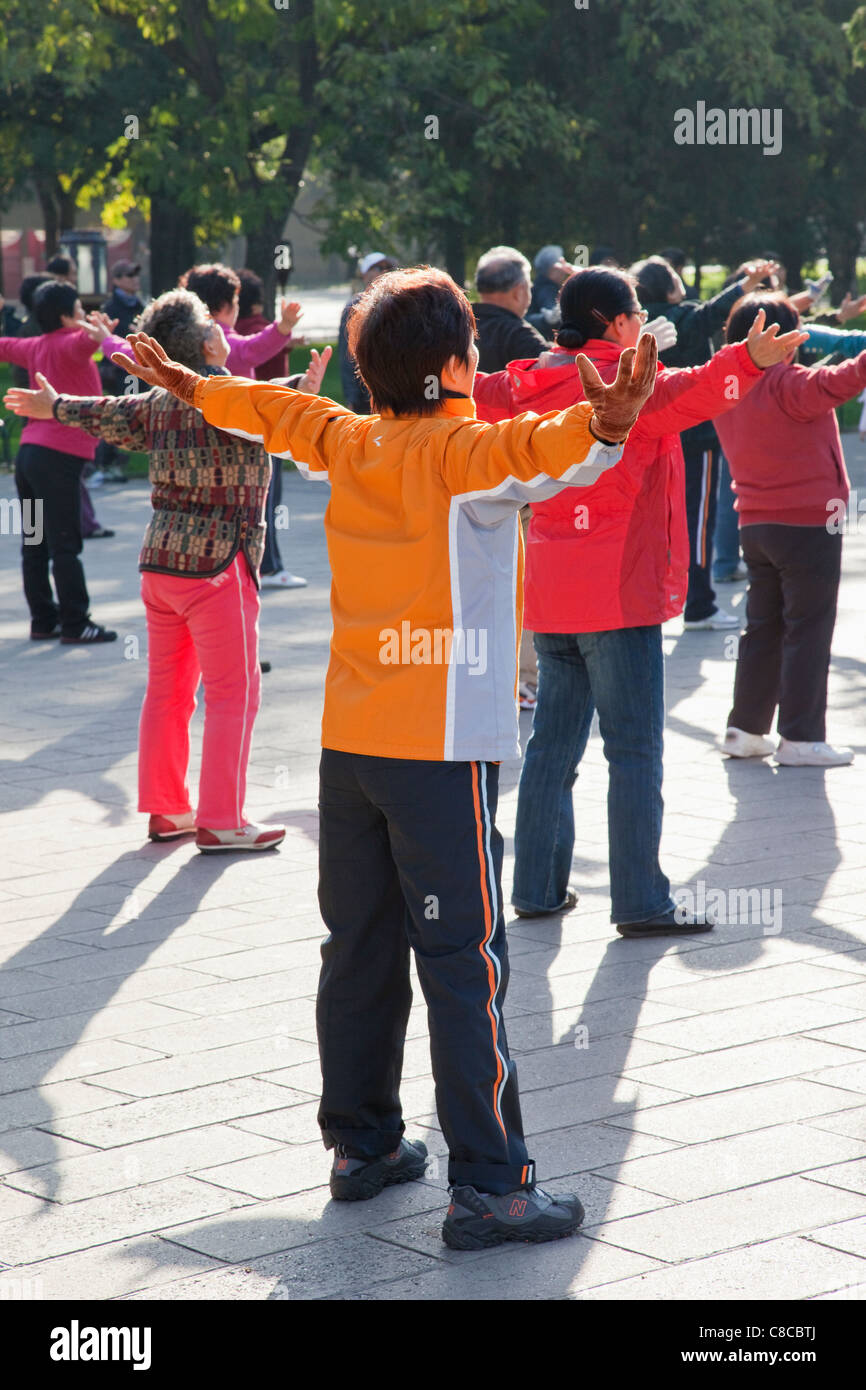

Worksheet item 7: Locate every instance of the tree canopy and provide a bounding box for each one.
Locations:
[0,0,863,300]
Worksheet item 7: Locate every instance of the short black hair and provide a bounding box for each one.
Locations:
[658,247,687,273]
[32,280,79,333]
[348,266,476,417]
[180,262,240,315]
[20,273,52,312]
[633,256,680,306]
[588,245,620,267]
[725,291,800,345]
[47,255,74,278]
[237,269,265,320]
[556,267,641,350]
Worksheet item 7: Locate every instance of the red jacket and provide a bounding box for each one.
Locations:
[474,339,761,632]
[713,355,864,529]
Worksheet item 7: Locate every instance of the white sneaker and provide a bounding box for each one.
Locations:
[518,681,537,711]
[260,571,308,589]
[775,740,854,767]
[683,608,740,630]
[86,470,105,489]
[720,727,775,758]
[196,822,287,853]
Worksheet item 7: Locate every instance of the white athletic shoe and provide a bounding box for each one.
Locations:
[774,740,854,767]
[683,608,740,630]
[720,727,775,759]
[86,470,105,489]
[260,571,308,589]
[196,822,286,853]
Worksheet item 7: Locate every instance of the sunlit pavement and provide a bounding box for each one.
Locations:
[0,435,865,1302]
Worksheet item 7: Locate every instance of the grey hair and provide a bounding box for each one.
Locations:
[475,245,532,295]
[534,244,564,275]
[134,288,212,369]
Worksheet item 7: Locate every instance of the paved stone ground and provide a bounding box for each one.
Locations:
[1,436,866,1303]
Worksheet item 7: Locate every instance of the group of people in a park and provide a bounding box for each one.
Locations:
[3,238,866,1250]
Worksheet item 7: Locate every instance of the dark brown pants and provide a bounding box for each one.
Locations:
[729,524,842,742]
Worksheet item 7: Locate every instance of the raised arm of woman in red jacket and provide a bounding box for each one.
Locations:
[636,311,807,439]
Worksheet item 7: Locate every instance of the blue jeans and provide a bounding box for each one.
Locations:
[712,453,741,581]
[512,626,674,925]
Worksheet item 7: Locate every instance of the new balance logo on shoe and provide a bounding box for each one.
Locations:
[509,1198,527,1217]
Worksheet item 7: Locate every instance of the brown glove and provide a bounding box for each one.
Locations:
[575,333,658,444]
[110,333,202,406]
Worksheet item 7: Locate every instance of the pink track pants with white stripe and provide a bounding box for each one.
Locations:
[138,554,261,829]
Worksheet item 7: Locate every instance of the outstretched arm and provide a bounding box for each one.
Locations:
[639,309,808,438]
[803,324,866,359]
[114,334,346,478]
[442,335,659,502]
[3,371,151,450]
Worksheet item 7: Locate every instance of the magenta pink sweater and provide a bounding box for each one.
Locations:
[0,326,102,458]
[104,322,294,381]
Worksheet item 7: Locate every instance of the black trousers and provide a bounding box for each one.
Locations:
[317,749,533,1195]
[15,444,90,637]
[729,524,842,742]
[683,439,720,622]
[261,457,284,575]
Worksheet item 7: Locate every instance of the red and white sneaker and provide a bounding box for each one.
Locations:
[196,822,286,854]
[148,812,196,842]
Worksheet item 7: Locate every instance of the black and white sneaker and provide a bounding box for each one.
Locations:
[513,888,578,920]
[329,1139,428,1201]
[616,907,715,939]
[60,623,118,645]
[442,1183,584,1249]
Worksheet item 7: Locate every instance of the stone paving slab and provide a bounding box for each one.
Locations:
[573,1235,866,1302]
[2,439,866,1300]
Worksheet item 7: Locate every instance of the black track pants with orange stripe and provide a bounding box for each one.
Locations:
[316,749,533,1195]
[683,439,721,622]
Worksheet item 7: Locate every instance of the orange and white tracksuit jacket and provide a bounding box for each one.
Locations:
[191,378,624,761]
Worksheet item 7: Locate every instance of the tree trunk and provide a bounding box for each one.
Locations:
[149,194,197,295]
[58,189,77,238]
[443,222,466,288]
[35,178,59,259]
[246,213,297,317]
[826,231,860,303]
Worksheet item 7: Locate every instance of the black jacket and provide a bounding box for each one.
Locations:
[102,288,144,338]
[643,281,745,450]
[474,302,550,374]
[338,295,371,413]
[100,289,145,393]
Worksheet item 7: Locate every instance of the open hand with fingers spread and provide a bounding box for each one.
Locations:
[278,299,304,335]
[3,371,58,419]
[575,332,658,444]
[744,308,809,368]
[112,333,202,404]
[297,345,332,395]
[836,292,866,325]
[83,311,119,344]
